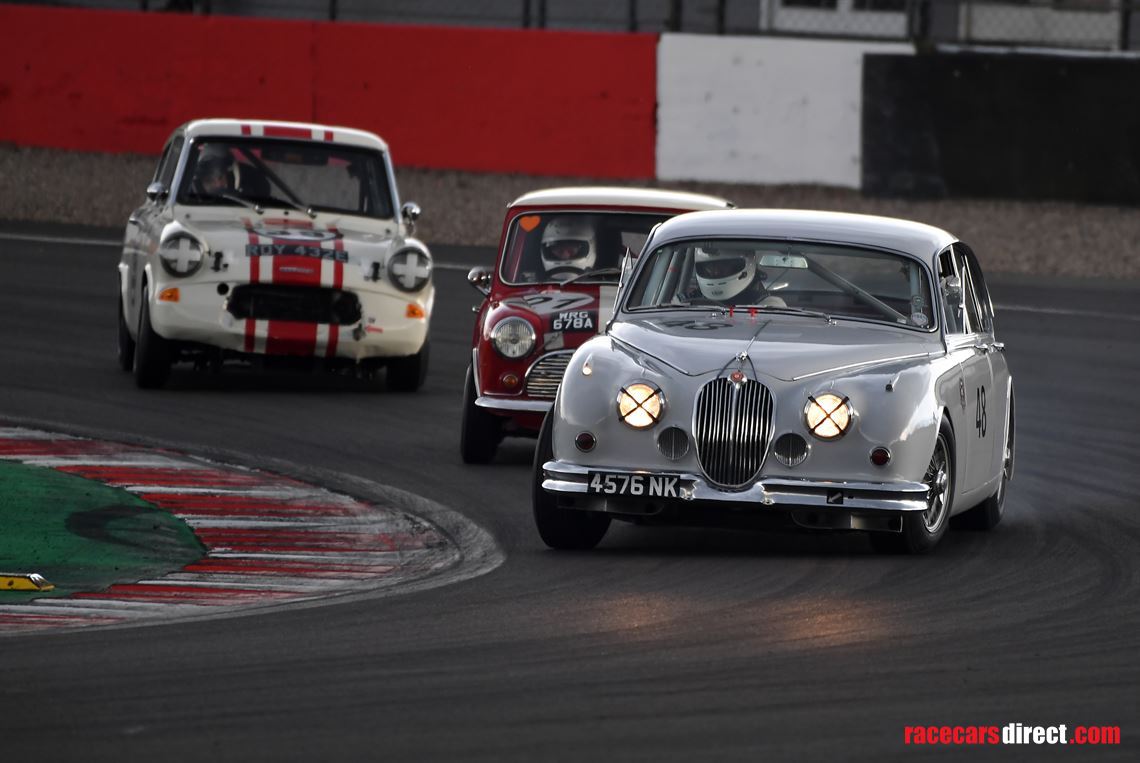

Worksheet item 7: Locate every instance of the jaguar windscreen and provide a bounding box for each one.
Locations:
[177,138,394,219]
[624,239,936,330]
[499,211,670,286]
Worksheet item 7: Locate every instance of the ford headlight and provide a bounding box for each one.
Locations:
[387,248,433,292]
[490,316,536,359]
[805,393,852,440]
[158,235,205,277]
[617,382,664,429]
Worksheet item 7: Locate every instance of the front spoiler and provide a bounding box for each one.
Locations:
[541,460,929,514]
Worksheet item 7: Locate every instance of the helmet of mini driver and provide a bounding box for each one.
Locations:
[540,216,597,275]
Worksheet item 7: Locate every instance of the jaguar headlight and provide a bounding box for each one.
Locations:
[617,383,664,429]
[387,248,433,292]
[490,316,536,359]
[805,393,852,440]
[158,235,204,278]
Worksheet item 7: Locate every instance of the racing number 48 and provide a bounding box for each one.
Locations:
[976,386,987,438]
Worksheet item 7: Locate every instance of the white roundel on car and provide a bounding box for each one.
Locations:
[387,249,432,292]
[159,236,204,277]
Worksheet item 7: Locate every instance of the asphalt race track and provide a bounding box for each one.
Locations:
[0,229,1137,760]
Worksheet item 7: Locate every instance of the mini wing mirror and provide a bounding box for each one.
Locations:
[467,266,492,296]
[146,182,168,203]
[401,201,422,233]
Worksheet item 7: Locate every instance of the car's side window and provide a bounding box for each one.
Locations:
[157,136,184,191]
[938,248,965,335]
[953,247,984,335]
[957,243,994,334]
[151,142,172,184]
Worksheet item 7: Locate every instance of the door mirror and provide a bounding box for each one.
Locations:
[467,266,492,296]
[940,275,962,304]
[146,182,168,203]
[401,201,422,233]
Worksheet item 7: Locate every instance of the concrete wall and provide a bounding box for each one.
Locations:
[656,34,914,188]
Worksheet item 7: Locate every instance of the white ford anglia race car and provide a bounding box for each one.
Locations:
[534,209,1014,554]
[117,119,433,390]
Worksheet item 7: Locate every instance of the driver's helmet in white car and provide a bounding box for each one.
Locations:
[192,144,234,195]
[540,216,596,276]
[694,248,758,300]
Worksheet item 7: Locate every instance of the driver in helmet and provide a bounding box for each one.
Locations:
[192,144,234,196]
[693,248,783,306]
[540,216,596,280]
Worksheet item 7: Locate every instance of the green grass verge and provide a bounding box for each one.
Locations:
[0,460,206,600]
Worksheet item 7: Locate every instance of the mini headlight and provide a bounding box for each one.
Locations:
[387,248,433,292]
[617,383,664,429]
[490,316,536,359]
[158,236,204,277]
[805,393,852,440]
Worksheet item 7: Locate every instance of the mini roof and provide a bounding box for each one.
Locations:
[508,186,733,212]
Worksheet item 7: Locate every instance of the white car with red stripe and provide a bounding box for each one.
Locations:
[117,119,433,390]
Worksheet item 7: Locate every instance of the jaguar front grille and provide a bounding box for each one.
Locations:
[226,285,361,325]
[693,377,774,488]
[524,351,575,399]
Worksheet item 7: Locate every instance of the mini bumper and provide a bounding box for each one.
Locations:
[475,396,552,413]
[541,460,929,513]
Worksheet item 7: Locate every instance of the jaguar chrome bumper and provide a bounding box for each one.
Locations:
[541,460,930,513]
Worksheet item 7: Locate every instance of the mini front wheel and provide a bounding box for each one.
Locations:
[460,365,502,464]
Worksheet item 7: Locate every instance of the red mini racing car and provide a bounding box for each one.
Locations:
[460,187,732,463]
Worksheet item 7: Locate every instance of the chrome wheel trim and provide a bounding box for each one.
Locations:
[922,433,950,533]
[995,405,1014,508]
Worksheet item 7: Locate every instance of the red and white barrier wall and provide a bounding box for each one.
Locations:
[0,4,911,187]
[0,4,657,178]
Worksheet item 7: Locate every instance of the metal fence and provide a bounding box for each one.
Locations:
[15,0,1140,50]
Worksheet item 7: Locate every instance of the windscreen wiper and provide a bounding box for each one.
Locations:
[193,191,264,215]
[563,267,622,284]
[736,304,835,323]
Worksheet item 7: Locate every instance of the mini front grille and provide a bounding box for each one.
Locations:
[226,285,361,325]
[525,351,575,399]
[693,377,774,487]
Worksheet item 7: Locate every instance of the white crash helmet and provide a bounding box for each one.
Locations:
[694,248,757,300]
[540,216,596,274]
[193,143,235,191]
